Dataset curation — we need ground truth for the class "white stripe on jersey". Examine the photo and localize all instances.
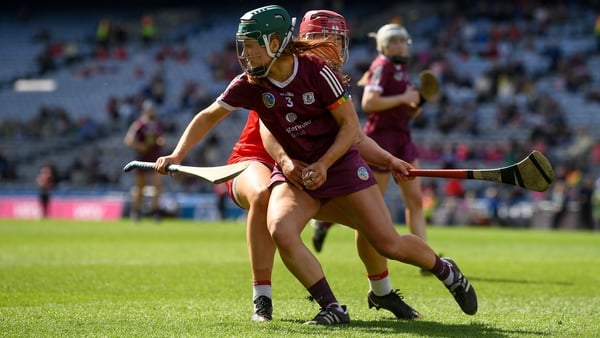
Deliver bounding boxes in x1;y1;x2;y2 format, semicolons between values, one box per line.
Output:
319;66;344;97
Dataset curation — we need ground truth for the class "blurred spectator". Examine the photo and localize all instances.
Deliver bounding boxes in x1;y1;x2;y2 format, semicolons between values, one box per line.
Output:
63;41;81;66
141;13;156;47
36;45;55;75
595;13;600;52
0;148;17;180
442;160;465;200
592;177;600;230
106;96;120;124
550;179;569;229
36;163;56;219
113;20;130;46
96;17;111;48
578;176;594;230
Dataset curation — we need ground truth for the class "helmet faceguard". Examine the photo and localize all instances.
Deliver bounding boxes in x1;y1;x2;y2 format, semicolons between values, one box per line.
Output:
236;5;296;78
299;9;349;64
368;23;411;64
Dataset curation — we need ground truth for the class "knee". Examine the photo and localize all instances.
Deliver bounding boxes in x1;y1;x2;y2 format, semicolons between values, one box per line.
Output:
268;220;296;251
249;186;270;211
371;237;410;262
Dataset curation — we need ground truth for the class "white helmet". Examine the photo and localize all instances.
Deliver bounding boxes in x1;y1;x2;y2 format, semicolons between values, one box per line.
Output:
369;23;411;53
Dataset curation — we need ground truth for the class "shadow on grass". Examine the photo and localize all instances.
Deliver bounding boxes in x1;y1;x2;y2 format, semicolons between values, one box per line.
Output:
469;275;572;286
280;319;550;337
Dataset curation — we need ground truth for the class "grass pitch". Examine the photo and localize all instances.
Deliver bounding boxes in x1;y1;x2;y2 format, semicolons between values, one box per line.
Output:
1;218;599;337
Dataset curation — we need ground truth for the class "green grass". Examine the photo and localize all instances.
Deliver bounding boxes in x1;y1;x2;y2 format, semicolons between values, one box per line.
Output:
1;218;599;337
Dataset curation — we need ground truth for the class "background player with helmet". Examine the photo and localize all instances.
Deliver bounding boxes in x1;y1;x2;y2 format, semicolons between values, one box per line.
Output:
222;9;420;322
357;22;431;274
309;17;435;278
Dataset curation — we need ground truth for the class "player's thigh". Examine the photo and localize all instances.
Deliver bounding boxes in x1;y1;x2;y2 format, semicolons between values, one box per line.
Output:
268;183;319;235
232;162;272;210
328;185;396;240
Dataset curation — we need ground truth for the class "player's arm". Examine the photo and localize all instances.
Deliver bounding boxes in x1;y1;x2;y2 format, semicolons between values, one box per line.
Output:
361;66;421;112
259;120;307;189
155;101;230;174
354;129;413;181
304;97;358;188
361;86;421;112
123;122;147;152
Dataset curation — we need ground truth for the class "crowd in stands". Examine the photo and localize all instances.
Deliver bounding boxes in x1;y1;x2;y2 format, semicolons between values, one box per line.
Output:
1;1;600;228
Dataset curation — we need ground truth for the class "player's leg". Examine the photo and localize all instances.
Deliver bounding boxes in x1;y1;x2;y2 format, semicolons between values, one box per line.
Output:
355;232;422;319
315;203;421;319
268;182;349;324
131;172;146;221
311;219;334;253
398;160;427;241
232;163;276;322
328;185;477;315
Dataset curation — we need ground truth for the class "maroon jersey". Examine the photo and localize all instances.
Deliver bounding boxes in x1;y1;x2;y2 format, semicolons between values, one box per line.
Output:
218;55;346;164
127;118;164;162
362;54;418;165
218;54;376;198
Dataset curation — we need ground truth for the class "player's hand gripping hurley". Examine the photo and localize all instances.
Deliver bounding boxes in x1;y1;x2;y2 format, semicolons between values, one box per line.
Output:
123;160;251;184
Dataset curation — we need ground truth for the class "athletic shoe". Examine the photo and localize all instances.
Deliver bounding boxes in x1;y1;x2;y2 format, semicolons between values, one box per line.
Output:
251;295;273;322
442;258;478;315
312;221;330;253
368;290;422;319
304;305;349;325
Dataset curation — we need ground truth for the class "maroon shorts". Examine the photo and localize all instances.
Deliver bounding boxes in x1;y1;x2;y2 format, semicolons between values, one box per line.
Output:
366;130;418;172
269;147;376;200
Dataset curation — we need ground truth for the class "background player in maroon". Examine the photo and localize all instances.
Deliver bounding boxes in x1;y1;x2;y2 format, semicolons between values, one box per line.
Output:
124;100;165;222
360;23;431;274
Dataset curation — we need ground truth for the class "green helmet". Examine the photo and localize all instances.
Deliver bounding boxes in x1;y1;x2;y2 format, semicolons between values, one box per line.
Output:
237;5;294;47
236;5;296;77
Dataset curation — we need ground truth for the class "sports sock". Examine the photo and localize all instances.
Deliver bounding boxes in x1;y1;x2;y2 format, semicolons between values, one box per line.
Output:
307;277;340;309
252;280;272;300
368;270;392;296
430;256;454;286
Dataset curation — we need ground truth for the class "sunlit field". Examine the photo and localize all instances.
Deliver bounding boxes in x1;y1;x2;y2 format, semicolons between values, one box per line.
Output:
1;219;598;337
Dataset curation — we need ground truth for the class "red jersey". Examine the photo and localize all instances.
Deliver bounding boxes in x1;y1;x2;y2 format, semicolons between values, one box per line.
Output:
226;110;274;166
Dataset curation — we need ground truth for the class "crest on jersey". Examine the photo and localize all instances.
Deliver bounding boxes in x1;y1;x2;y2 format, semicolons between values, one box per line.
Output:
262;93;276;108
285;112;297;123
302;92;315;105
357;166;370;181
394;71;405;82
